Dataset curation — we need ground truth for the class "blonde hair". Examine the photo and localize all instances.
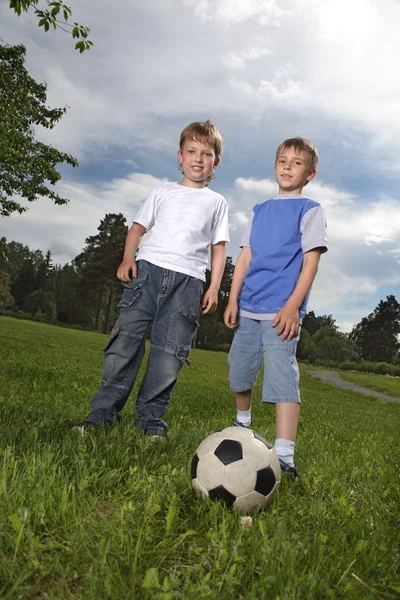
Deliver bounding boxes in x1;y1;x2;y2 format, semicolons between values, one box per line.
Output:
276;137;318;185
179;120;223;184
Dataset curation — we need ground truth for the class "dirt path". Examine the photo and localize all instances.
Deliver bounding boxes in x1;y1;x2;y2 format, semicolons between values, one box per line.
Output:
307;370;400;404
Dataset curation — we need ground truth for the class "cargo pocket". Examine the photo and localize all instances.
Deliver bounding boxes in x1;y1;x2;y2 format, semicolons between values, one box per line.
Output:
119;282;142;309
166;309;198;357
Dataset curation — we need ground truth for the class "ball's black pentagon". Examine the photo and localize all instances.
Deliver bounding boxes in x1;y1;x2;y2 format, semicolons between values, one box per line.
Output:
253;431;273;449
191;453;199;479
208;485;236;508
214;439;243;465
255;466;276;496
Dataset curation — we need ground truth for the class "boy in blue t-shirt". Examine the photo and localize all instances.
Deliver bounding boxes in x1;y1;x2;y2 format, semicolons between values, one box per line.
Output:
224;137;328;478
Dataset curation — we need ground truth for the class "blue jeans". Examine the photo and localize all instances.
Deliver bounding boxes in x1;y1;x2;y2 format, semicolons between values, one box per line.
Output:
87;260;203;433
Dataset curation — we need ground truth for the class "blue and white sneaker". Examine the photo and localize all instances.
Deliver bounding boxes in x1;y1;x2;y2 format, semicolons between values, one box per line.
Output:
278;458;299;480
232;419;252;428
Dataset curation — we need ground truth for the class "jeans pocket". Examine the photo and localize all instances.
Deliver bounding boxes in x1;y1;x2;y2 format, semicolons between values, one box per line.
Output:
166;310;198;354
119;282;142;309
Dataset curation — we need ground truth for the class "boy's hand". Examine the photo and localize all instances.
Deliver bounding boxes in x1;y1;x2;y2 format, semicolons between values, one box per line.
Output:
117;259;137;282
224;301;238;329
272;303;299;340
201;287;218;314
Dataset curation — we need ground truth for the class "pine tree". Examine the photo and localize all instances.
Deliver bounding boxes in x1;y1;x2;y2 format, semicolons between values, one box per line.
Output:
349;295;400;363
76;214;128;332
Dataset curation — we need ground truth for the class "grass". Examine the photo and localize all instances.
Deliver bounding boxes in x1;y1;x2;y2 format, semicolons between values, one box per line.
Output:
334;371;400;399
1;316;399;599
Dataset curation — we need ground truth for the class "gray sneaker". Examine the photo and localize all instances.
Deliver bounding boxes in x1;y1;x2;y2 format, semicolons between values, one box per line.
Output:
232;419;252;428
278;458;299;480
71;421;97;434
145;429;166;442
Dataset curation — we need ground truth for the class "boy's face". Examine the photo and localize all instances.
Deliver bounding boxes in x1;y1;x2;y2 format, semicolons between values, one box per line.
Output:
275;146;316;195
178;138;220;188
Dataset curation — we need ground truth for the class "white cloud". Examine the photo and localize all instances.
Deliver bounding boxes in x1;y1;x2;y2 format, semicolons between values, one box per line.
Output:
0;174;168;265
336;322;355;334
226;177;400;324
222;45;271;70
221;53;246;70
184;0;289;25
235;177;276;194
1;0;400;329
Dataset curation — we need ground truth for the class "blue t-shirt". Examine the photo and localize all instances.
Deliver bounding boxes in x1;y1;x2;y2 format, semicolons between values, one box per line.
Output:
239;195;328;319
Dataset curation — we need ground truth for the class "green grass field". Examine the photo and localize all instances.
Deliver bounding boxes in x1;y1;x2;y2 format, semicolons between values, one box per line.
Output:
1;317;399;599
335;371;400;399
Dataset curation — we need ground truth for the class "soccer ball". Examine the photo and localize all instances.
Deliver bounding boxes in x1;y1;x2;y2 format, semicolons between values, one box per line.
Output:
191;426;281;513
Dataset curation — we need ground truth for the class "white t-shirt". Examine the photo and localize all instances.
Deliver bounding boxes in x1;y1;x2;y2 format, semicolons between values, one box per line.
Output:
134;182;229;281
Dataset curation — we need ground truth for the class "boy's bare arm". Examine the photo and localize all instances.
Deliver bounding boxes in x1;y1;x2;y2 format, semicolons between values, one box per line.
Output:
117;222;147;282
273;248;322;340
201;241;226;315
224;247;252;328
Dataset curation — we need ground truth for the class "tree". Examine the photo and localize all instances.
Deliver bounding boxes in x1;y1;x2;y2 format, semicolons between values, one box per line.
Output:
307;327;359;363
0;43;78;216
349;295;400;363
196;257;235;346
55;263;90;325
35;249;55;291
0;239;44;297
9;1;93;53
302;311;337;337
24;288;56;319
76;214;128;333
0;269;14;308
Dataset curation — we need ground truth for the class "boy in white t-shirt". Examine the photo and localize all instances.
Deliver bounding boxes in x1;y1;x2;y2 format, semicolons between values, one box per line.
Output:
77;121;229;436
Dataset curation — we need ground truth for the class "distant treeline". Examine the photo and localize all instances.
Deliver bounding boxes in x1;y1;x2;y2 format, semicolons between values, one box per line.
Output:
1;214;399;371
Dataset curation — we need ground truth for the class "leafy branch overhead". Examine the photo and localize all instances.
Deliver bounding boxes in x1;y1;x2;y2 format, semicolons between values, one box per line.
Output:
9;0;93;52
0;43;78;216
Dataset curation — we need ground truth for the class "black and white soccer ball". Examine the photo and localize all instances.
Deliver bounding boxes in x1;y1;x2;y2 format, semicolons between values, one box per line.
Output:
191;426;281;513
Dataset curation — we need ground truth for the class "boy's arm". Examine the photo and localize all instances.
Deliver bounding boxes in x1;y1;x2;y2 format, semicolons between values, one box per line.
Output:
224;246;252;328
273;248;322;340
117;222;147;282
201;241;226;315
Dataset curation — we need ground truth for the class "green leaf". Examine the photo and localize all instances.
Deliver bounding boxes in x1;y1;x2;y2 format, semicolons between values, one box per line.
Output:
142;568;159;589
0;42;78;216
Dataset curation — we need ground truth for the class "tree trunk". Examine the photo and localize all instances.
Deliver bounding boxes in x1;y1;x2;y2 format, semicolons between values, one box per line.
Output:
103;284;114;334
94;288;103;330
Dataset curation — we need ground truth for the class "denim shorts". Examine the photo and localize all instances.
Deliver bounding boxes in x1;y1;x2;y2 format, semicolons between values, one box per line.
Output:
228;317;301;403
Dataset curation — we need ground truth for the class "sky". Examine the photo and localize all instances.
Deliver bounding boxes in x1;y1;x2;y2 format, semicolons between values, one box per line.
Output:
1;0;399;332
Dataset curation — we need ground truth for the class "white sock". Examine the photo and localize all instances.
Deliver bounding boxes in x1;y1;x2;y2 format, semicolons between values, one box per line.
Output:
274;438;295;467
236;409;251;427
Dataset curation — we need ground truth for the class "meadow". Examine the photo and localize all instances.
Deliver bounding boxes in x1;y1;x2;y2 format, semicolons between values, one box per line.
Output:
0;317;399;599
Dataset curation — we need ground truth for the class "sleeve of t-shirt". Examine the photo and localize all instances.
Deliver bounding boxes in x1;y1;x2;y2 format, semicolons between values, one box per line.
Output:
301;205;328;254
211;196;230;244
240;211;254;247
132;186;159;231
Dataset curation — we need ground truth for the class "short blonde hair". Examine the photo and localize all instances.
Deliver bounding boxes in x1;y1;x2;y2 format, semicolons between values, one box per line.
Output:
180;120;223;159
276;137;319;172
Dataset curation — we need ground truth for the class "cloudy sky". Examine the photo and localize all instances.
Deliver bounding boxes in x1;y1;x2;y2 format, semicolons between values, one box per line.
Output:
1;0;399;332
